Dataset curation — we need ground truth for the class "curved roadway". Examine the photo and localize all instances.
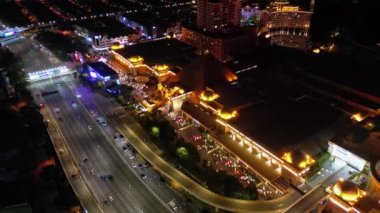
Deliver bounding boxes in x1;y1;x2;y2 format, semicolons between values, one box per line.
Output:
85;86;302;212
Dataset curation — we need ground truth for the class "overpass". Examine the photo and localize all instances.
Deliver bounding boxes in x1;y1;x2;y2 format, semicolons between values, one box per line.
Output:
27;66;75;82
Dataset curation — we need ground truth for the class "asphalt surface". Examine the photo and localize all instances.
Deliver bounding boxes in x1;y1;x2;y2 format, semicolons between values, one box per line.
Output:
285;163;352;213
31;78;173;213
7;36;62;73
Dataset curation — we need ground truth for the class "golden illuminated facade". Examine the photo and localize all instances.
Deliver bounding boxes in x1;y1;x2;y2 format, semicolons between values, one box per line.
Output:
281;150;315;171
322;179;380;213
260;1;312;50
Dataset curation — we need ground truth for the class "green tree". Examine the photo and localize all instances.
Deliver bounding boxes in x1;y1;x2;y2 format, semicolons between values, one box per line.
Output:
176;147;189;160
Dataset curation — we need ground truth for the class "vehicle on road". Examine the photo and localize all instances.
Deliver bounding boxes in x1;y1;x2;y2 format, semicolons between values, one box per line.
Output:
88;125;92;130
120;134;125;141
83;158;88;162
141;174;146;179
58;117;63;121
108;195;114;202
122;146;127;151
107;174;113;180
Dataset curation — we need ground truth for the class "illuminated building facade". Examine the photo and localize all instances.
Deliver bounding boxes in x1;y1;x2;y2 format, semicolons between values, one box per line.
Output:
74;18;140;51
181;26;256;62
87;62;119;89
0;27;23;46
322;179;380;213
260;1;312;50
197;0;242;31
240;5;261;26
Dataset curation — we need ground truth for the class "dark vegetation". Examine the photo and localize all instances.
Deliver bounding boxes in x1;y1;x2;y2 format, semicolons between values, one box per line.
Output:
0;48;80;212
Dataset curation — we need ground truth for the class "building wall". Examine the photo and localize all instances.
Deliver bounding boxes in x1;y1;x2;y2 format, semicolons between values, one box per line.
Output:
181;27;256;62
260;3;312;50
181;27;224;61
197;0;242;31
369;162;380;200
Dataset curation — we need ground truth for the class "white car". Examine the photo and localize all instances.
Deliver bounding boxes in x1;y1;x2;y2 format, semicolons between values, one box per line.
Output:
88;125;92;130
108;195;114;202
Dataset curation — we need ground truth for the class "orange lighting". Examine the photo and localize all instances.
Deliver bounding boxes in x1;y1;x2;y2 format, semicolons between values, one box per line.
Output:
282;152;293;164
351;113;365;122
199;91;219;102
298;155;315;169
312;48;320;54
281;151;315;169
129;56;143;63
217;109;238;120
111;44;124;50
154;64;169;71
333;180;361;204
225;72;238;82
279;6;299;12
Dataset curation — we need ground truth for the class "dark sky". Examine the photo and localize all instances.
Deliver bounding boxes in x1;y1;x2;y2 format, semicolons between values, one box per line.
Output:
310;0;380;45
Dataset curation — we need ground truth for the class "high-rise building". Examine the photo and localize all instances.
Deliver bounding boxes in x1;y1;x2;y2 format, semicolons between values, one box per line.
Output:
197;0;242;31
260;1;312;50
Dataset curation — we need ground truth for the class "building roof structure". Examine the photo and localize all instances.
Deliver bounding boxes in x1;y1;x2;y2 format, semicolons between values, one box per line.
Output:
114;38;196;67
76;17;136;37
330;116;380;163
88;62;118;77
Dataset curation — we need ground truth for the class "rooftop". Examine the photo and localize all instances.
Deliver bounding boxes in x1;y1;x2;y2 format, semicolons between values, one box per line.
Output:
331;116;380;163
76;17;136;38
181;64;345;155
123;12;171;29
114;38;196;67
229;94;342;154
177;53;237;93
88;62;118;77
183;25;256;40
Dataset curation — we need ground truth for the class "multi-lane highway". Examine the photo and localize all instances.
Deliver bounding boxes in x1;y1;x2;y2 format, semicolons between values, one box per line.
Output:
31;77;178;213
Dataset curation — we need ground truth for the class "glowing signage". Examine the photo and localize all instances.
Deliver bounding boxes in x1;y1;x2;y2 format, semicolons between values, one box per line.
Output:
4;31;15;37
90;71;97;78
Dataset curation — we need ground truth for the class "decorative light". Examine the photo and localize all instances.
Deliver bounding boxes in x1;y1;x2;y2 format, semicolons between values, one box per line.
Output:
199;91;219;102
217;109;238;120
129;56;143;63
351;113;365;122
